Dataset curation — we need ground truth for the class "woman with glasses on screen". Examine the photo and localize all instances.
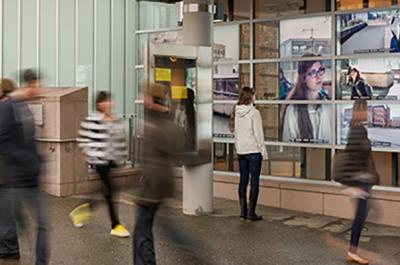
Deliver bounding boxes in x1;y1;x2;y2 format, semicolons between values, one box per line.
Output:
282;53;332;144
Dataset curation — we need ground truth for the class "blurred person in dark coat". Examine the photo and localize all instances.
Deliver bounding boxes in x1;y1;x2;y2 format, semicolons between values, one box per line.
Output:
333;99;378;265
0;78;20;260
132;83;209;265
0;70;49;265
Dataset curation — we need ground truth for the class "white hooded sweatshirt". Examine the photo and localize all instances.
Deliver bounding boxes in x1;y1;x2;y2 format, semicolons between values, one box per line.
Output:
234;104;268;159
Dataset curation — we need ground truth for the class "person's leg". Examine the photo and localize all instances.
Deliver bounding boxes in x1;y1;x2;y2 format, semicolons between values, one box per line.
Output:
248;154;262;221
96;164;119;229
0;187;19;258
238;155;250;219
133;204;158;265
20;187;49;265
350;198;368;252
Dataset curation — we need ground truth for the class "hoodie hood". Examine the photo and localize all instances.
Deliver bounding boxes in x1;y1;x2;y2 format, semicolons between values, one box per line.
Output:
235;104;255;118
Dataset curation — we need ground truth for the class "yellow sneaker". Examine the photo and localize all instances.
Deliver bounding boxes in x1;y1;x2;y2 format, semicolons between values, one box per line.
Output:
69;203;92;228
110;224;130;238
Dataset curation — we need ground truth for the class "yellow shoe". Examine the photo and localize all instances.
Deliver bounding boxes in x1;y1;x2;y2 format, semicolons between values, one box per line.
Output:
69;203;92;228
110;224;130;238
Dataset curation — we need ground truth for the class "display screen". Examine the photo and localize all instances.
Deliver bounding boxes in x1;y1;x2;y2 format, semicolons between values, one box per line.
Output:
213;103;235;138
338;103;400;148
337;9;400;55
336;58;400;100
280;16;332;58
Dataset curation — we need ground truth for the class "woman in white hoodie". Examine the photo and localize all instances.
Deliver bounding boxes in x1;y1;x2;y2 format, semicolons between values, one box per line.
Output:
232;87;268;221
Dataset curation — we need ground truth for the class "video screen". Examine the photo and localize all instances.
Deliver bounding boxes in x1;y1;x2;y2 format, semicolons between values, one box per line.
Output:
280;103;333;144
213;64;249;100
280;16;332;58
337;9;400;55
338;103;400;148
337;58;400;100
213;103;235;138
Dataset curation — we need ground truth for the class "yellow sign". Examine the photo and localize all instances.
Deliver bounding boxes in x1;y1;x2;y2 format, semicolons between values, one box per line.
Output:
155;68;171;82
171;86;188;100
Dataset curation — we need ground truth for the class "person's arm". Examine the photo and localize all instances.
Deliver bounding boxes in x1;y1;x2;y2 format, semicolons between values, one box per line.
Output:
253;110;268;159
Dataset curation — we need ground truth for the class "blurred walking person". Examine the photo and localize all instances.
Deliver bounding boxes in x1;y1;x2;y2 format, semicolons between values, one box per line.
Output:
333;99;378;265
69;91;130;238
230;87;268;221
0;78;20;260
133;83;209;265
0;70;49;265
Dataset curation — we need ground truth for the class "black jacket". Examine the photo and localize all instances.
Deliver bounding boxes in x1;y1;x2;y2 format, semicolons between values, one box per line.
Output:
350;79;372;100
333;125;378;187
0;99;41;188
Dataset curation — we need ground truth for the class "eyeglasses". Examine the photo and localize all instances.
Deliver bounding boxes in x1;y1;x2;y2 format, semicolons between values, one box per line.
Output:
306;67;325;78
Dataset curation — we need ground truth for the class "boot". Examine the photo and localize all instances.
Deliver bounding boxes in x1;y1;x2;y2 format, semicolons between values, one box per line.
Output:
248;198;262;221
239;198;247;220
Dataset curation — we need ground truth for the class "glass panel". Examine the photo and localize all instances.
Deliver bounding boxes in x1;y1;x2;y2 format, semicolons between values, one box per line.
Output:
59;0;75;86
254;21;279;60
112;0;126;115
214;64;250;100
336;0;397;10
255;0;331;19
255;60;333;100
337;9;400;55
214;24;250;62
256;105;280;142
214;0;250;22
336;58;400;100
77;0;94;111
213;103;235;138
96;0;111;94
138;1;181;30
280;16;332;58
3;0;19;83
21;0;37;72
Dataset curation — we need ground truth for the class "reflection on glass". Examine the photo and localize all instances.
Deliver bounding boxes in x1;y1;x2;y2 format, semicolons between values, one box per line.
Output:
138;1;181;30
337;9;400;55
256;105;280;142
337;103;400;149
255;0;330;19
336;58;400;100
213;64;250;100
255;63;279;100
336;0;396;10
280;16;332;58
214;0;250;22
255;21;279;59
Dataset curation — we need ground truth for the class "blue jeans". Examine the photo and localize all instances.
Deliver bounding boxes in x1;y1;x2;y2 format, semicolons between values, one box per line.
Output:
4;187;49;265
238;153;262;216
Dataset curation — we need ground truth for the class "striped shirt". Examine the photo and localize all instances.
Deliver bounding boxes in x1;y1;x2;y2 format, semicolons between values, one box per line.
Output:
77;113;127;165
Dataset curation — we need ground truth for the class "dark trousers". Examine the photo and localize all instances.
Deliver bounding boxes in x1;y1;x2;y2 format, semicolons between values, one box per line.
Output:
238;153;262;216
96;164;119;229
133;204;206;265
0;186;19;255
133;204;158;265
350;197;368;249
2;187;48;265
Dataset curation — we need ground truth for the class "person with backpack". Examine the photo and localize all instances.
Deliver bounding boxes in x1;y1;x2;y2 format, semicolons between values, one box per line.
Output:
69;91;130;238
348;67;373;100
333;99;378;265
230;87;268;221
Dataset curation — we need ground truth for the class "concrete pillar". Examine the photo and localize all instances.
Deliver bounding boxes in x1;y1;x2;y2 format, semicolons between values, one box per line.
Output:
182;0;214;215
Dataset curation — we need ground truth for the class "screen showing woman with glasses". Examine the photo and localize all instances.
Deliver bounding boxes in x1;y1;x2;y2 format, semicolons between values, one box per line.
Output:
281;55;333;144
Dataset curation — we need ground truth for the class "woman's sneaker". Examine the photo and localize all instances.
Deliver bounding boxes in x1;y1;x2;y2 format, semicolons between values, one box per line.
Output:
69;203;92;228
111;224;130;238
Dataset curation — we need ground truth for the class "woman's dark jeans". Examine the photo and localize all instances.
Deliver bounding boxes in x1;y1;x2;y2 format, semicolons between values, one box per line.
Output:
350;197;368;250
238;153;262;217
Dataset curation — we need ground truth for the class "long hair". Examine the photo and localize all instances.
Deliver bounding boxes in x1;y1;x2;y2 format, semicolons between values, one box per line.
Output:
351;99;368;128
291;53;321;140
237;86;254;106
